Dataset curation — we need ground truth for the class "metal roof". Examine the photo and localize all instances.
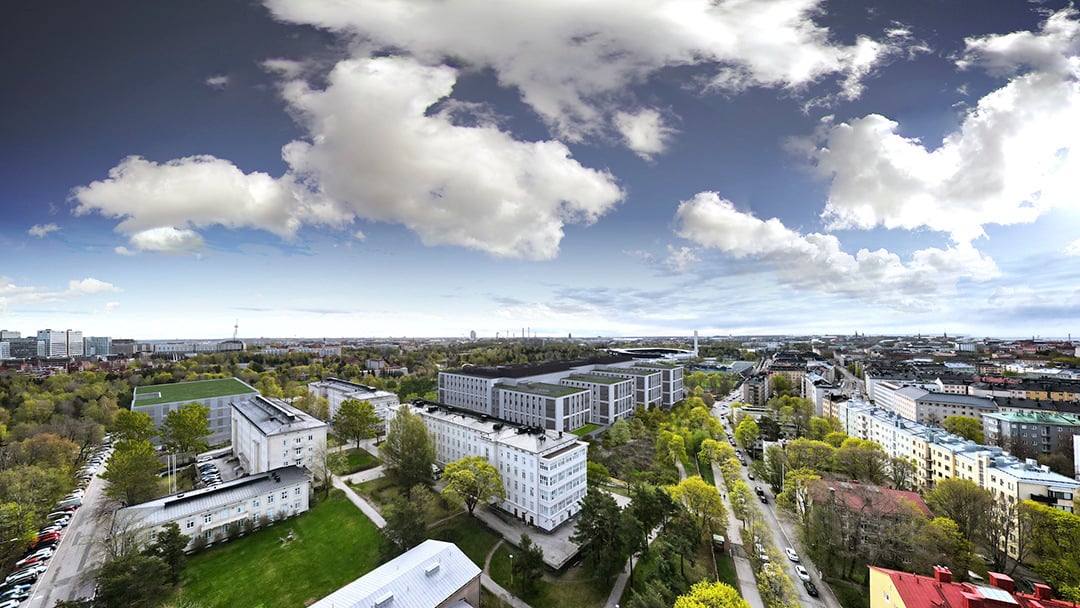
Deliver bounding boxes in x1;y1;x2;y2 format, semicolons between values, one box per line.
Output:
309;539;480;608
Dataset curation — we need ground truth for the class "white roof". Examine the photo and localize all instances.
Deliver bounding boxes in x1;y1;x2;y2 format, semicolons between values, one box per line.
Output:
309;539;479;608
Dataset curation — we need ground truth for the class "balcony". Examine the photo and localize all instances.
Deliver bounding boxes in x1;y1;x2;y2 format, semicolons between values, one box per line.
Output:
1028;493;1056;505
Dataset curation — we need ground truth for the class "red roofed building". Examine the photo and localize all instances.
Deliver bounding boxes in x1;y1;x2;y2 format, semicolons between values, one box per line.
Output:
870;565;1075;608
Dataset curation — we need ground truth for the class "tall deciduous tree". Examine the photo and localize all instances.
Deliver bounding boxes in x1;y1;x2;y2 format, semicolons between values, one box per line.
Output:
674;581;750;608
380;495;428;560
160;403;211;456
513;533;545;593
101;440;161;505
669;476;727;540
332;399;381;448
379;408;436;497
143;522;190;584
942;415;984;442
441;456;504;515
925;478;993;543
113;409;157;443
734;418;760;455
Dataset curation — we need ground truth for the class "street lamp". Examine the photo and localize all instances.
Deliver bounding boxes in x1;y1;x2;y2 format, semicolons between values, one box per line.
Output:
509;554;514;588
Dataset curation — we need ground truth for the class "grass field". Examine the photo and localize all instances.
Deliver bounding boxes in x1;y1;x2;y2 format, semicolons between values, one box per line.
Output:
428;514;501;565
133;377;256;406
490;543;609;608
176;490;381;608
350;476;460;522
697;456;716;485
332;447;379;475
570;424;600;436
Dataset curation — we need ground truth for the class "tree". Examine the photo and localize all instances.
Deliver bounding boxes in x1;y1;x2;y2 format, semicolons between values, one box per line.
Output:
822;431;848;447
380;495;428;559
807;416;840;441
587;461;611;487
113;409;157;443
440;456;505;516
101;440;161;505
734;418;759;455
160;402;211;456
311;439;345;497
833;438;887;483
570;488;627;580
1026;500;1080;601
668;476;727;540
513;533;545;593
143;522;190;584
783;438;834;472
95;552;172;608
943;415;984;442
770;374;793;398
925;478;993;543
698;438;735;465
674;581;750;608
888;456;918;491
607;418;632;446
757;561;799;608
332;399;381;448
379;407;436;497
656;430;688;467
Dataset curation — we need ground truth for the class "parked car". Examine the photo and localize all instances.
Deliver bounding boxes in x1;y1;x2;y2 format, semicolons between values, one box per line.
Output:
15;552;50;569
33;532;61;544
56;497;82;509
47;511;72;522
4;565;46;585
785;547;799;562
747;472;755;480
755;486;766;497
795;565;811;581
759;495;768;504
0;598;24;608
38;525;63;535
804;581;819;597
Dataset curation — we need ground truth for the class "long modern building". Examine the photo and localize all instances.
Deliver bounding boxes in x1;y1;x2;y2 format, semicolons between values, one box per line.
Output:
306;377;400;421
560;373;634;425
36;329;83;358
495;382;590;432
132;377;259;446
231;395;328;475
404;401;588;532
436;357;684;429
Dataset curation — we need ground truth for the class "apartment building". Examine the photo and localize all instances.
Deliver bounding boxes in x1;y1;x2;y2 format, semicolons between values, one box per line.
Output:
890;387;996;424
231;395;328;475
405;402;588;531
982;411;1080;457
560;373;634;425
132;377;259;446
628;361;686;407
306;377;400;421
870;566;1075;608
496;382;590;432
591;366;663;408
117;466;310;549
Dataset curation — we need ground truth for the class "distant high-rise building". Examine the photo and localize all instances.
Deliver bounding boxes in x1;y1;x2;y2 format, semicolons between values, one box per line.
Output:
84;336;112;356
5;337;37;359
470;330;476;341
0;330;21;340
36;329;84;358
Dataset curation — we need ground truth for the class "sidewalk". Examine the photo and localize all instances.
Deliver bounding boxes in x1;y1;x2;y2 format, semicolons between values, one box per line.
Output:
713;460;766;608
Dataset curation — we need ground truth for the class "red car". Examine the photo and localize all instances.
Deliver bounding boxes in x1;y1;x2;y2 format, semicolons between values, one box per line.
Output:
33;532;61;544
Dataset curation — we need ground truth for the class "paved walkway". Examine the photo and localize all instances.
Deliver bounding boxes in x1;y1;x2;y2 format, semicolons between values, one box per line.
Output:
332;474;385;527
713;460;766;608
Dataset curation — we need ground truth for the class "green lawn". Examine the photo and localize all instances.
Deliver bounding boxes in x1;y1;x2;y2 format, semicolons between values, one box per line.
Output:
133;377;256;406
428;514;501;565
570;424;600;436
350;477;460;523
697;456;716;486
490;544;608;608
332;447;379;475
176;490;381;608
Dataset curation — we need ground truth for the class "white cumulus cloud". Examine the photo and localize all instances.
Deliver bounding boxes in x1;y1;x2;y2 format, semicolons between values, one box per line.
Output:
614;109;677;160
28;223;60;238
1066;239;1080;256
127;227;207;254
262;0;901;141
205;74;230;89
801;7;1080;244
673;192;999;309
0;276;121;310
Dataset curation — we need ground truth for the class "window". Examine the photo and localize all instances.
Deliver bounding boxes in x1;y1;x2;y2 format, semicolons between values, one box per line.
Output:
295;448;302;456
253;498;260;508
295;487;301;496
296;437;302;444
268;494;274;504
282;491;289;500
204;514;213;524
308;435;313;441
186;520;194;529
283;439;288;446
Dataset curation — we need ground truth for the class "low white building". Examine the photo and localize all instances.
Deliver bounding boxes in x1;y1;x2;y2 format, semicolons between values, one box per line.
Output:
231;395;328;475
310;539;480;608
117;466;311;549
307;377;400;421
405;402;588;531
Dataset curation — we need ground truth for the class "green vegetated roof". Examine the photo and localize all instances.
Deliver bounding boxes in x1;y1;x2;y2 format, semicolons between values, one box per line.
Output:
498;382;585;398
133;377;257;406
564;374;623;385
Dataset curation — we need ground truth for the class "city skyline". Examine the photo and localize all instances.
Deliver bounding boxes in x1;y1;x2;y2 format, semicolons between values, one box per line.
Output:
3;1;1079;340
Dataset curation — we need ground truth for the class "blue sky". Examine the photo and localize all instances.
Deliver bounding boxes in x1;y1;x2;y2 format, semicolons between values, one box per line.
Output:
3;0;1079;340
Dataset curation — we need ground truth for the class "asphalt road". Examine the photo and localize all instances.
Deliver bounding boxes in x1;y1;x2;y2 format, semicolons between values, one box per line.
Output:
714;392;840;608
24;454;113;608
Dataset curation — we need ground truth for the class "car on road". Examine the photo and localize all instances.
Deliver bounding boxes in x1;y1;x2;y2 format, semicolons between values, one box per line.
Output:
747;472;754;480
759;495;768;504
804;581;819;597
785;547;799;562
0;598;24;608
0;587;30;602
795;565;811;581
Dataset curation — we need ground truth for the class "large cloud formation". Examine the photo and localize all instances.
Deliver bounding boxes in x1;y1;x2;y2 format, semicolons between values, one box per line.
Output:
73;57;623;260
263;0;896;141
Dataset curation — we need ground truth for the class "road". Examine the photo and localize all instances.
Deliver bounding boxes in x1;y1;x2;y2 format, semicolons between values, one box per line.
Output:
713;392;841;608
25;454;113;608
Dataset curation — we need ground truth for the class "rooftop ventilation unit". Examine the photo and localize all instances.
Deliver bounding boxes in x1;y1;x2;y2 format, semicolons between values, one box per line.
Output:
374;591;394;607
425;562;440;576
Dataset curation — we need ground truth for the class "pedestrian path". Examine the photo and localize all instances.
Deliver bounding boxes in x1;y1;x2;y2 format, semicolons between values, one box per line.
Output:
713;460;766;608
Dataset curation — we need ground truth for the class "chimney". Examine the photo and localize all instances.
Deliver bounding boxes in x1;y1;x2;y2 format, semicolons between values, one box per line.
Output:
933;566;952;584
961;592;983;608
1034;584;1053;600
988;573;1014;593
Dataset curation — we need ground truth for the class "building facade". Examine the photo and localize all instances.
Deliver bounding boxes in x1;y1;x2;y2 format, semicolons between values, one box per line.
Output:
496;382;590;432
36;329;83;358
231;395;328;475
117;466;311;549
560;373;634;425
306;377;400;421
591;366;662;408
982;411;1080;457
406;402;588;531
132;377;259;446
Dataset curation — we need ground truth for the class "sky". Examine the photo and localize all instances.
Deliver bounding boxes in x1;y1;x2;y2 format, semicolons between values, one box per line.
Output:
2;0;1080;341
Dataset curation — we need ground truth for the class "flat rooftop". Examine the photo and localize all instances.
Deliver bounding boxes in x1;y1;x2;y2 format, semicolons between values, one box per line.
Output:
133;377;257;406
563;374;626;385
497;382;586;398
